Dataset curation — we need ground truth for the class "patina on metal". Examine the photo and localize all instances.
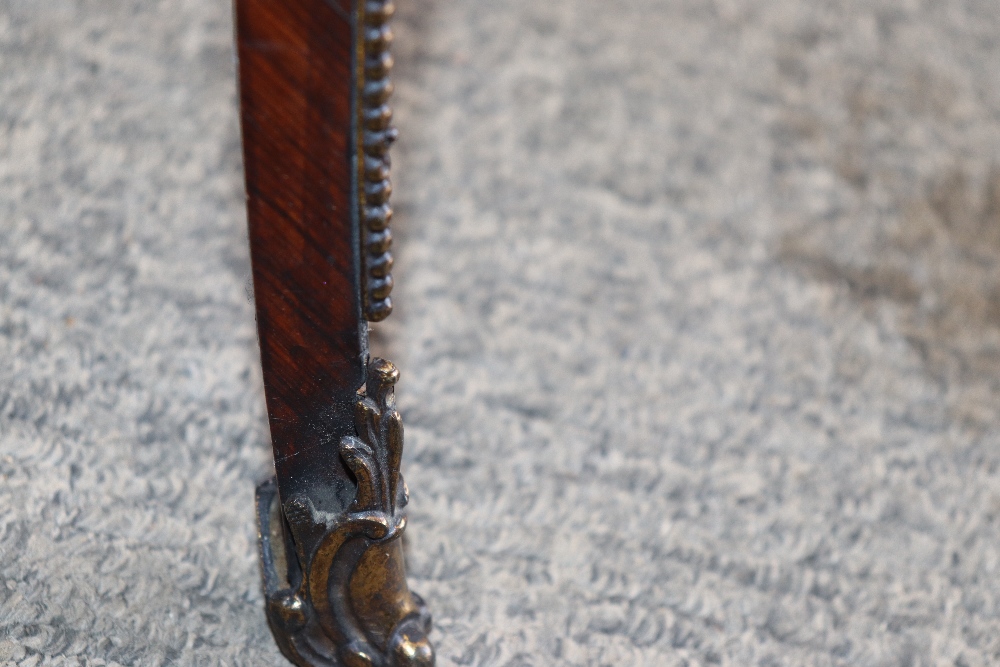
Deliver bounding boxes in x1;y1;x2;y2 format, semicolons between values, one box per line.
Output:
357;0;397;322
256;359;432;666
235;0;432;664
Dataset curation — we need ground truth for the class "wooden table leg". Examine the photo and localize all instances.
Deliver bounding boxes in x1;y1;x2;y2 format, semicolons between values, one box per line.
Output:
235;1;433;664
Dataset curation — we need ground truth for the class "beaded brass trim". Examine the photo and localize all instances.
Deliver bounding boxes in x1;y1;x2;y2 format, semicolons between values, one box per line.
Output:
358;0;397;322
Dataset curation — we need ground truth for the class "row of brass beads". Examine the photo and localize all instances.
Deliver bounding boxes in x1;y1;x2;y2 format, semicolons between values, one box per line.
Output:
360;0;397;322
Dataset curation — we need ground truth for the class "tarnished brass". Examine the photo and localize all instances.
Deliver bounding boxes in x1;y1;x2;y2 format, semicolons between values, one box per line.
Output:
358;0;398;323
256;359;433;667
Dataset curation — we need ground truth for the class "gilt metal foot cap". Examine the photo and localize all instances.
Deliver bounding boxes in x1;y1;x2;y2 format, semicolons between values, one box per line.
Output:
256;360;434;667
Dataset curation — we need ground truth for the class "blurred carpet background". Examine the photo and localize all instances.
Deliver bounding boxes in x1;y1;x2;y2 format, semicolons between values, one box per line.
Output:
1;0;1000;664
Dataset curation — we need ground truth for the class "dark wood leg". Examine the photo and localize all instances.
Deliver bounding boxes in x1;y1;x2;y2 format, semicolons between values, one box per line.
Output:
235;1;432;664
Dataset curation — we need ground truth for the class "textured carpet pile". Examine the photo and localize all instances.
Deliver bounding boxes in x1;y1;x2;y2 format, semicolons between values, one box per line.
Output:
2;0;1000;665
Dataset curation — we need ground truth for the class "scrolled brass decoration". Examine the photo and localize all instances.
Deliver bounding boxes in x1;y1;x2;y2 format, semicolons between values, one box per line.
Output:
359;0;398;322
256;358;434;667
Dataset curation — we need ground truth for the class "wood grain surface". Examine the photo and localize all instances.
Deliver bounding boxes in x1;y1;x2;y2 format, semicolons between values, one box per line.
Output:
236;0;364;523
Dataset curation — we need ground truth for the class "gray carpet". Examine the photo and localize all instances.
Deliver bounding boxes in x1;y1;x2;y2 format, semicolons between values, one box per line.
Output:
2;0;1000;664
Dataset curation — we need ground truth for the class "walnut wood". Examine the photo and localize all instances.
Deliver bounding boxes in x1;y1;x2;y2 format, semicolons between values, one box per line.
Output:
236;0;365;527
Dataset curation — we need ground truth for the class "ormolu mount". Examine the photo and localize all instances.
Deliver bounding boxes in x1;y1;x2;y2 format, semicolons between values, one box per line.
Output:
234;1;433;664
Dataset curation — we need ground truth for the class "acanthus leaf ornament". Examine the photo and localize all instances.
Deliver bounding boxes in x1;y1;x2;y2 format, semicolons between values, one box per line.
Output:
257;359;433;667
